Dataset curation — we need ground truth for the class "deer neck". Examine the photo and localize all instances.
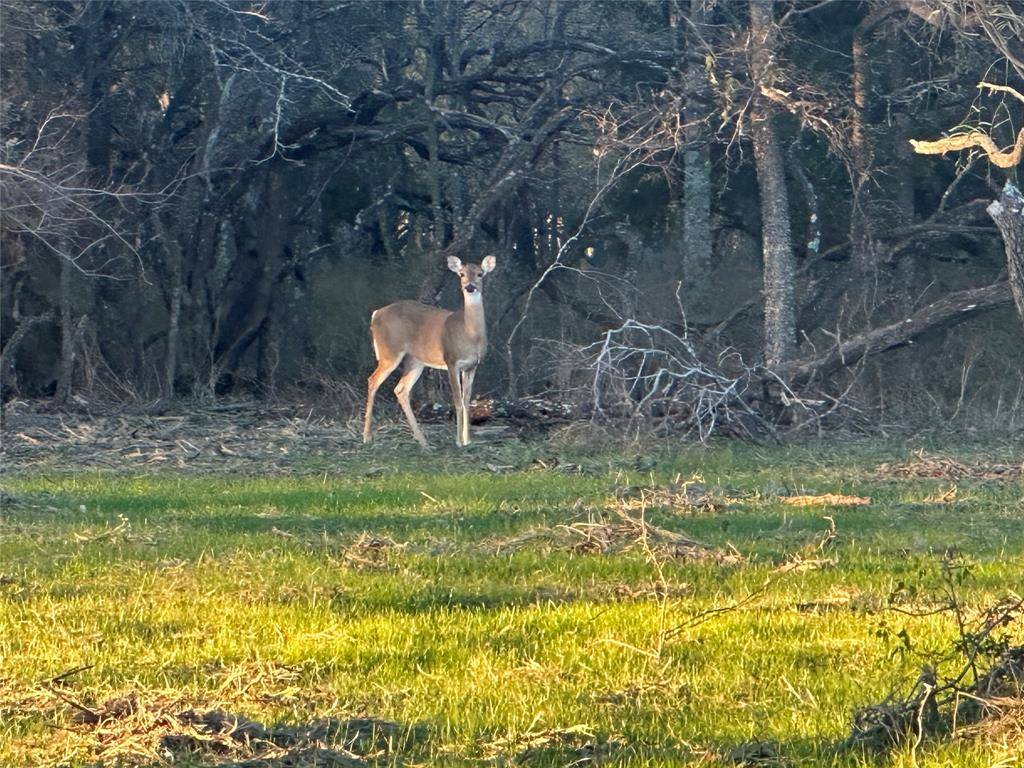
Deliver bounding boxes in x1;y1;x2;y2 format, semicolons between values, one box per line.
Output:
460;291;486;343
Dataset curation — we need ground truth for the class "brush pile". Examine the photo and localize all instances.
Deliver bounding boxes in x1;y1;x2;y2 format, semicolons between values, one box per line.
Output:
845;596;1024;754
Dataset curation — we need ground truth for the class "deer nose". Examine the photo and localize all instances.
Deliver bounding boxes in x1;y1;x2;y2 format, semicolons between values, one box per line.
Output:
465;283;478;293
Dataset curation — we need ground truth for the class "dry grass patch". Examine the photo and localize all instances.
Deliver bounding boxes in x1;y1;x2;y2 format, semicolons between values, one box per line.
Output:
877;450;1023;481
613;474;753;515
489;505;744;564
779;494;870;507
5;685;412;768
481;723;628;765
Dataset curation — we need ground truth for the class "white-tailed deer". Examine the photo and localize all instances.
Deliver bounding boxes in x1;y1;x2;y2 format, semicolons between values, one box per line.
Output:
363;255;496;447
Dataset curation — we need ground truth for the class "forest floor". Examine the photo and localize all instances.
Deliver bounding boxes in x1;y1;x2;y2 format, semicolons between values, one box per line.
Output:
1;405;1022;767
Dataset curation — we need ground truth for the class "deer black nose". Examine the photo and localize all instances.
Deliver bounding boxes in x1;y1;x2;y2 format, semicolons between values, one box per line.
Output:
465;283;477;293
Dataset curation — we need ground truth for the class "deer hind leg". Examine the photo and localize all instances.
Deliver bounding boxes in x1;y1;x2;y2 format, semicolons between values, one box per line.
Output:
394;360;427;447
460;367;476;446
447;366;465;446
363;352;403;444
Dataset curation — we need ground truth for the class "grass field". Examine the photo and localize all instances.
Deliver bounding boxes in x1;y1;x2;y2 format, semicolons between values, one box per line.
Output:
1;435;1022;767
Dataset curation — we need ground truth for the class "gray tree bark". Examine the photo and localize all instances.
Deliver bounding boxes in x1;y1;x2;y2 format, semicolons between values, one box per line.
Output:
749;0;797;368
154;211;184;400
987;181;1024;325
56;250;74;403
848;5;903;295
681;0;713;318
421;4;446;249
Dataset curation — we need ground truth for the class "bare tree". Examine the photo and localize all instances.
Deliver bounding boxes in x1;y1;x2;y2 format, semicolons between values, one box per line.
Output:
748;0;797;368
676;0;715;318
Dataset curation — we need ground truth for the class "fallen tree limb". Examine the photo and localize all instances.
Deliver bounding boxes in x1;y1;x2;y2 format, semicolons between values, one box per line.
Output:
778;281;1013;385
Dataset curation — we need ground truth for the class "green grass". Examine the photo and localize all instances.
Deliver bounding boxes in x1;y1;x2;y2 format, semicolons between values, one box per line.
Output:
1;439;1022;766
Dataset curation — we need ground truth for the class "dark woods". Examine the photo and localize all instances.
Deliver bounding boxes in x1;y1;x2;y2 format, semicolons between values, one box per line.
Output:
1;0;1022;426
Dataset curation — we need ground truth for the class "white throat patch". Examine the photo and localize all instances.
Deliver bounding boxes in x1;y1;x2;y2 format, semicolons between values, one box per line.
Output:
464;291;483;305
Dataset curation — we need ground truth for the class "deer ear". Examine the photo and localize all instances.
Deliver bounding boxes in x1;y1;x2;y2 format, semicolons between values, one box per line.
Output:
447;256;463;273
480;255;496;274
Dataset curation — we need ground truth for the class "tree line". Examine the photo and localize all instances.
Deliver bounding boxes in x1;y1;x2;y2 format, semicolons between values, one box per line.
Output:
1;0;1021;421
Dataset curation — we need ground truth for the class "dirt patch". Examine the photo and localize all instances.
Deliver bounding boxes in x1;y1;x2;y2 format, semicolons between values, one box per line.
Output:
877;450;1023;481
2;659;418;768
0;399;538;473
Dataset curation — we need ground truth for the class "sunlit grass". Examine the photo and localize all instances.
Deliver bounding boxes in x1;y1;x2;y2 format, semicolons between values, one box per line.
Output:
1;440;1022;766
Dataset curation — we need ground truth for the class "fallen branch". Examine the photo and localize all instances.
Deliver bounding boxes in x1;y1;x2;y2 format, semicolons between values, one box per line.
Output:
778;281;1013;386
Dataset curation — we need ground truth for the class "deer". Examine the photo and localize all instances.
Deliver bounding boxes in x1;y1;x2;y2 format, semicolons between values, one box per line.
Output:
363;255;496;448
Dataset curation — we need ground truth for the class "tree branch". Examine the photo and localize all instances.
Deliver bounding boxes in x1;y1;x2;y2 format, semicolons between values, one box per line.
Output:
779;282;1013;385
910;129;1024;169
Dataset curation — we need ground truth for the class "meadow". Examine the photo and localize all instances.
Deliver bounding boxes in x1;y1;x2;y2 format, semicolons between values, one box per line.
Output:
1;433;1022;767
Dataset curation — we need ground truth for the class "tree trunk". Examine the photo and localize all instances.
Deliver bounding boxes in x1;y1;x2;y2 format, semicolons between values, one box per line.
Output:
164;253;183;399
422;5;445;249
848;5;902;297
152;210;184;399
57;251;74;403
749;0;797;368
849;20;876;284
987;181;1024;324
681;0;713;318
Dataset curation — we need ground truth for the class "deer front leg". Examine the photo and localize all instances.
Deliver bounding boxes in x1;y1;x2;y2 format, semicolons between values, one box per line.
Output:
447;366;465;446
460;366;476;446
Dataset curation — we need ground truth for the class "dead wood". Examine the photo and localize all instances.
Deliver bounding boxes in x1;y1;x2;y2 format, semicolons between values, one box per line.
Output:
844;595;1024;753
910;128;1024;169
778;281;1013;386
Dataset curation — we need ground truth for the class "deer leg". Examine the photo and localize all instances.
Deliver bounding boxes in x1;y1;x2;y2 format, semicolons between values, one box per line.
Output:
394;361;427;447
460;367;476;446
447;365;464;446
363;353;403;443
